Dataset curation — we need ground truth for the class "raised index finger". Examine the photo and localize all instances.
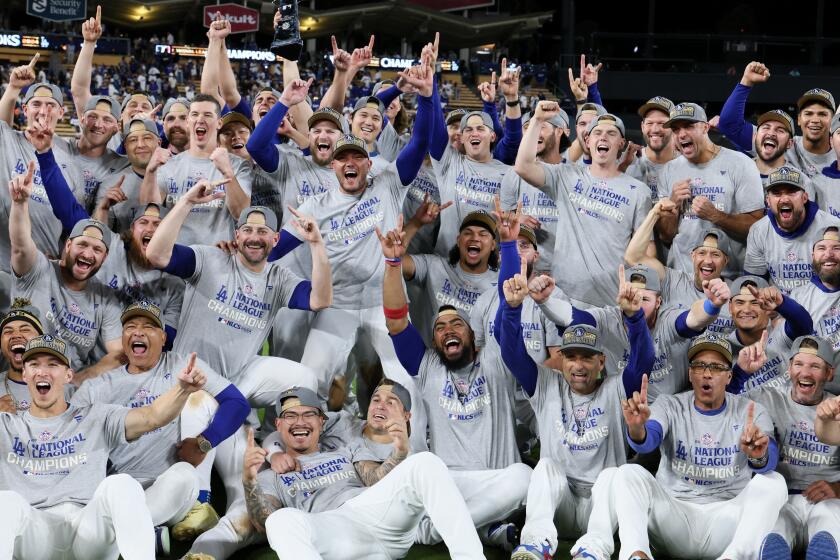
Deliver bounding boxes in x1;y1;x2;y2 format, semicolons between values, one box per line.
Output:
432;32;439;52
759;329;768;349
95;4;101;25
247;427;256;448
640;373;648;402
746;400;754;427
367;35;375;50
580;54;585;75
618;263;626;288
24;160;35;184
28;52;40;68
331;35;338;53
520;255;527;278
186;351;197;373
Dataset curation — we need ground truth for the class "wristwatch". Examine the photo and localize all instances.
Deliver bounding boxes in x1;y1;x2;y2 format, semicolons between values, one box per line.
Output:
505;99;520;107
196;434;213;453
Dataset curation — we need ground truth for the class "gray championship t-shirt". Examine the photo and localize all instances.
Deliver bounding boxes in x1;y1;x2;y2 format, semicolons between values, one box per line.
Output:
71;352;230;486
658;148;764;279
650;391;774;503
811;167;840;219
727;325;793;393
376;122;409;163
0;402;129;508
157;152;253;246
785;136;836;178
63;141;130;213
97;169;143;234
789;280;840;353
662;268;734;335
626;150;673;204
12;252;123;369
0;371;74;413
172;246;303;383
402;162;439;255
500;172;562;273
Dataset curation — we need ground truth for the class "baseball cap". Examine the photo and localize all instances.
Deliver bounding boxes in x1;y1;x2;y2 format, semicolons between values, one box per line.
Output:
352;96;385;115
22;334;70;367
585;113;626;137
523;109;570;130
693;229;731;257
120;300;163;329
373;378;412;412
372;80;397;97
69;218;112;249
220;111;254;132
664;103;708;128
332;134;369;158
162;97;189;120
560;324;603;354
131;202;168;225
797;88;836;112
519;225;537;249
0;299;44;335
22;83;63;106
730;275;769;298
814;226;840;248
446;109;467;126
637;96;674;118
84;95;121;120
763;166;810;196
257;87;282;101
574;102;607;124
275;387;325;417
832;113;840;135
459;111;495;132
790;334;835;366
625;264;661;293
757;110;795;137
687;332;733;365
433;306;471;330
459;211;497;235
237;206;278;232
308;107;343;130
121;92;156;113
123;118;160;139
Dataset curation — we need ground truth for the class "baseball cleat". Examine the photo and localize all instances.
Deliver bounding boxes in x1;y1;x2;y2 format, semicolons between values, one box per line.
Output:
511;540;553;560
807;531;839;560
485;521;519;552
154;525;170;556
184;554;216;560
571;546;600;560
760;533;792;560
171;501;220;541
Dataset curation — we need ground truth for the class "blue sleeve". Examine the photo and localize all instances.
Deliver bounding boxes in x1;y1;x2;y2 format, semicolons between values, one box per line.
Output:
115;142;126;156
675;310;705;338
35;149;90;232
396;93;432;186
587;82;603;106
498;241;519;299
163;325;176;351
483;100;504;141
200;384;250;448
623;309;654;396
498;299;538;396
157;121;167;149
161;244;196;278
267;230;304;262
375;84;402;110
571;307;596;327
493;114;523;165
389;322;426;377
778;295;814;340
246;101;290;173
288;281;312;311
717;84;755;152
750;437;779;474
228;96;253;120
727;364;751;394
429;76;449;161
627;419;663;454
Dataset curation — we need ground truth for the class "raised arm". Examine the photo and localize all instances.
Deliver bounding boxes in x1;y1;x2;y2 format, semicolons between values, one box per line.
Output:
200;14;228;108
242;428;281;533
284;59;313;133
394;55;434;186
493;58;522;165
717;62;770;152
514;100;561;188
616;264;655;395
354;418;409;486
285;206;332;310
70;6;101;119
34;142;90;231
624;200;675;281
748;285;814;340
8;162;39;277
477;73;504;140
499;255;539;396
816;396;840;445
0;56;38;125
685;278;732;331
209;148;249;219
320;35;373;111
138;147;171;205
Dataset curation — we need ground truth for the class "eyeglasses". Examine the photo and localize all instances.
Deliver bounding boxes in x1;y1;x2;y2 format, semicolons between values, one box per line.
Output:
688;361;730;374
280;411;320;422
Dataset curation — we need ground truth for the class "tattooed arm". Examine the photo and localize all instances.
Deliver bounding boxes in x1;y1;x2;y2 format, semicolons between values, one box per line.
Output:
354;419;410;486
243;478;283;533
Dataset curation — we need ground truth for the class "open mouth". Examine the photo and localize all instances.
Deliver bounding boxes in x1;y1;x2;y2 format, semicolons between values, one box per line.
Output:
679;140;693;151
289;428;311;443
570;372;589;382
141;234;152;249
195;126;208;141
700;383;713;394
778;203;793;221
595;143;609;154
130;340;148;356
698;264;715;278
259;108;269;118
244;241;265;251
232;142;245;150
360;125;373;135
316;142;331;156
35;381;51;396
372;413;386;421
443;336;462;355
466;243;481;258
821;260;839;271
469;138;481;147
797;379;816;392
344;169;358;179
75;256;95;273
10;342;25;356
761;138;778;151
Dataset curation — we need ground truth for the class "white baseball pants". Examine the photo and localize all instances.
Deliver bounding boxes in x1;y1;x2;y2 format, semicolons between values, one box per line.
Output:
774;494;840;553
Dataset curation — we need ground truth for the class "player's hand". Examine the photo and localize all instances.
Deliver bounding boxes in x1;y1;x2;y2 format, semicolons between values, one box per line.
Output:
176;437;209;467
708;115;720;129
280;77;314;107
82;5;102;43
498;58;520;102
375;215;407;260
621;374;651;429
579;54;603;86
503;256;530;308
207;13;231;41
534;100;560;123
740;401;770;460
270;451;302;474
741;61;770;87
243;427;268;483
651;199;678;220
330;35;352;74
737;330;768;374
747;284;784;312
528;274;555;304
616;264;642;317
477;74;497;103
146;147;171;173
521;214;541;231
816;395;840;423
493;195;521;243
9;54;39;90
386;419;410;456
410;193;452;227
96;176;127;212
134;103;163;123
702;278;731;308
669;179;692;205
27;116;54;154
287;206;322;244
209;147;235;178
177;352;207;393
567;67;587;101
397;54;434;98
9;161;35;204
618;141;641;173
215;239;238;255
691;195;719;221
0;394;17;414
350;35;375;70
183;179;226;207
802;480;840;504
420;32;440;68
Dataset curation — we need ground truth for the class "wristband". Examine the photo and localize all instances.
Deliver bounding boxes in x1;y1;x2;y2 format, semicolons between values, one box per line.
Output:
747;450;768;468
384;257;401;267
384;305;409;319
505;100;520;107
703;300;721;316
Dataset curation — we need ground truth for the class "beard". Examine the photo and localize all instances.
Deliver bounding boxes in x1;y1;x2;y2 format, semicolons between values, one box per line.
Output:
815;258;840;286
433;344;475;370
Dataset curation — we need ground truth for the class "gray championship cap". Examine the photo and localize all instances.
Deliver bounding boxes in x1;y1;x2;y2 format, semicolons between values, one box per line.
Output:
275;387;325;417
459;211;497;235
162;97;190;120
84;95;121;120
764;166;813;198
352;96;385;115
585;113;626;137
559;324;604;354
22;83;63;106
373;378;412;411
625;264;661;293
237;206;278;232
130;202;168;225
664;102;708;128
790;334;835;366
815;226;840;248
433;306;472;331
120;300;163;329
332;134;369;158
730;275;769;298
69;218;112;249
574;102;607;124
22;334;70;367
257;87;283;101
693;228;732;257
0;298;45;335
220;111;254;132
637;96;675;118
757;109;795;137
687;332;733;365
459;111;494;132
123;118;160;139
308;107;344;130
519;225;537;249
797;88;836;112
445;108;467;126
120;92;156;113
